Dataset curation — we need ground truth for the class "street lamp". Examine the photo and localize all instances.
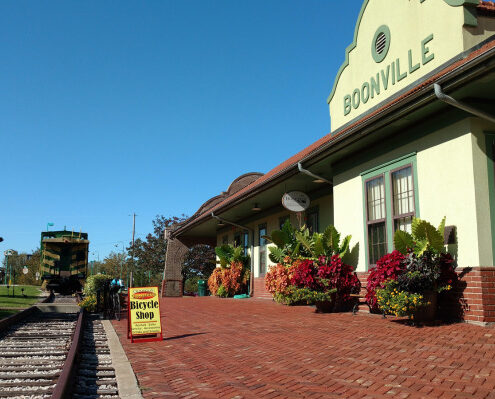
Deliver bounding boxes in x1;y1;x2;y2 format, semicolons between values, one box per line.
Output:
114;242;126;279
91;251;99;274
46;222;54;231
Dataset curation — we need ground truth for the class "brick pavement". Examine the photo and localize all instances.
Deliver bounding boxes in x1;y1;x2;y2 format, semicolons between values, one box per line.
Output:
111;297;495;399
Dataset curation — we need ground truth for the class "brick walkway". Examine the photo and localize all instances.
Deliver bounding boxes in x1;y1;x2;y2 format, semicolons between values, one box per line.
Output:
111;297;495;399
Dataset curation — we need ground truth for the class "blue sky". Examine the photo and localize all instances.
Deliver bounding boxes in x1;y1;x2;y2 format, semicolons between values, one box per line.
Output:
0;1;362;263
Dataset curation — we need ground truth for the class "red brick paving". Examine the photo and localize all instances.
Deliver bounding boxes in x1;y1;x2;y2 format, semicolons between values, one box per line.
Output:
112;297;495;399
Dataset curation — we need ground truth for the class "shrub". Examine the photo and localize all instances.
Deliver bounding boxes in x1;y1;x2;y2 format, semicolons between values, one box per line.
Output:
207;261;249;297
366;250;406;312
316;255;360;304
376;279;426;317
265;264;291;295
207;268;223;296
78;294;97;312
83;274;110;296
290;259;319;290
216;284;229;298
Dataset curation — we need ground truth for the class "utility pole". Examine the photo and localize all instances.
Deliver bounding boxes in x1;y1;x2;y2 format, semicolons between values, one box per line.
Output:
130;213;137;288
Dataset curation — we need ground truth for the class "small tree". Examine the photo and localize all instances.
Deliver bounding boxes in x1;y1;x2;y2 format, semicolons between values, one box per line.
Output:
182;245;216;293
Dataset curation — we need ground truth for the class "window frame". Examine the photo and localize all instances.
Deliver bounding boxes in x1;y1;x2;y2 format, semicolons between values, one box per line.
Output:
361;153;419;269
389;163;416;235
305;206;319;234
364;173;388;266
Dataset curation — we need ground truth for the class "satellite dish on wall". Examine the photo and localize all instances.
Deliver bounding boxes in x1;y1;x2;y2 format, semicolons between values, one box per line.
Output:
282;191;310;212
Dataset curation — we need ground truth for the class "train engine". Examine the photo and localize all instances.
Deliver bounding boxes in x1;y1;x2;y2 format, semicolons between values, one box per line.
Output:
40;230;89;294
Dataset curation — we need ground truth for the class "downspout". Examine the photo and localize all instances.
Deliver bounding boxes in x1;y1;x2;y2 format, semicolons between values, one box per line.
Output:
211;212;255;297
297;162;333;186
434;83;495;124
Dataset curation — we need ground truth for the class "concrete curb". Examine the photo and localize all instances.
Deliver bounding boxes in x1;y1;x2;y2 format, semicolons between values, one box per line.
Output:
102;319;143;399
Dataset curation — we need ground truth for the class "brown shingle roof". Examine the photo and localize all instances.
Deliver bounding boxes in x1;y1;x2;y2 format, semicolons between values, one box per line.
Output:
479;1;495;15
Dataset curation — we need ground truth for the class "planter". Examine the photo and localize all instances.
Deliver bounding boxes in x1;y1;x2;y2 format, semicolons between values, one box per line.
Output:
414;291;437;322
315;300;334;313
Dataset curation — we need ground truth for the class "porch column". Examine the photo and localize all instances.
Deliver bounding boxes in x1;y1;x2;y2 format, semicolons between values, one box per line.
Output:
161;237;189;297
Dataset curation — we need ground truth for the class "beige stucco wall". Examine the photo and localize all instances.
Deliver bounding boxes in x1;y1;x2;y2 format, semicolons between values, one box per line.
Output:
215;194;334;278
334;118;490;272
329;0;466;131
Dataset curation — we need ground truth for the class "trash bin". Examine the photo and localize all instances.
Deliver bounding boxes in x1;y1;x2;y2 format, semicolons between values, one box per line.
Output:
198;280;207;296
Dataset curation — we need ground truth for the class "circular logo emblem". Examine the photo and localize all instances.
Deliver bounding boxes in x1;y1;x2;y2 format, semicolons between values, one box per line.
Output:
372;25;391;63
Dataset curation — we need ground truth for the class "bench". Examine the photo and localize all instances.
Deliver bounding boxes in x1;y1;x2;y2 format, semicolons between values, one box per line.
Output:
350;285;370;315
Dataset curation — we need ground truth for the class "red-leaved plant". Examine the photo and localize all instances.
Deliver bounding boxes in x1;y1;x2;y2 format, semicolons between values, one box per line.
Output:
317;255;361;303
366;250;406;312
265;264;292;295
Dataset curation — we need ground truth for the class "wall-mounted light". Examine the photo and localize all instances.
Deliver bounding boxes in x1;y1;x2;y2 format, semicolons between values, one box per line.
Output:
251;203;262;211
217;221;226;227
312;178;326;184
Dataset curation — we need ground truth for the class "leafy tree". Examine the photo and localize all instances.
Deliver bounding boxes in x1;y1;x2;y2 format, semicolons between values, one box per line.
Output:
96;251;131;278
128;214;187;286
182;244;216;292
2;250;42;286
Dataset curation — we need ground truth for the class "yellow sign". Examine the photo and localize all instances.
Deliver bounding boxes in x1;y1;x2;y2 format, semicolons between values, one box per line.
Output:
128;286;162;336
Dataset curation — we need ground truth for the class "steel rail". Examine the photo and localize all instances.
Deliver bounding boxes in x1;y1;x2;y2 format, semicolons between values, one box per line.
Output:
51;308;85;399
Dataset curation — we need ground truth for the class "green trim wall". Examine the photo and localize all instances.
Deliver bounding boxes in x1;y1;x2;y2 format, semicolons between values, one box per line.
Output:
484;132;495;265
361;153;420;268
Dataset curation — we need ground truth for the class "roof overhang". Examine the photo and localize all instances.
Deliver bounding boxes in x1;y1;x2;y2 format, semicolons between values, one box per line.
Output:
173;35;495;242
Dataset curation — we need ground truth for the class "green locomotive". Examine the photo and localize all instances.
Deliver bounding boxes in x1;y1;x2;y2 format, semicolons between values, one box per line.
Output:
40;230;89;293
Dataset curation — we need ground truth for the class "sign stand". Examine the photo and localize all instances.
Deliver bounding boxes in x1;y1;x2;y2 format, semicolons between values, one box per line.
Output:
127;286;163;343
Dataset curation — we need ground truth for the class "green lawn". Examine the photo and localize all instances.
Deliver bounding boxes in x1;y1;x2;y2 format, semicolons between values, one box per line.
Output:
0;285;43;308
0;309;19;319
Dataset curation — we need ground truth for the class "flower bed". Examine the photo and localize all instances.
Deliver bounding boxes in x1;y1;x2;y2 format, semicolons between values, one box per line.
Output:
264;222;359;311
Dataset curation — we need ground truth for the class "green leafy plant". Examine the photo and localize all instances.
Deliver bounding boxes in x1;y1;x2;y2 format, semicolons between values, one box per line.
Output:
78;294;97;312
394;217;446;256
376;280;427;317
216;284;229;298
83;274;110;296
215;244;250;268
274;286;337;306
263;220;352;262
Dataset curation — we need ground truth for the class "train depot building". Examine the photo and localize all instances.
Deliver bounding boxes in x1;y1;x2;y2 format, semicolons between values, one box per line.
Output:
162;0;495;325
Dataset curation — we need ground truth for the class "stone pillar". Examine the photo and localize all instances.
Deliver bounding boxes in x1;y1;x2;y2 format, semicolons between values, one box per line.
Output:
161;237;189;297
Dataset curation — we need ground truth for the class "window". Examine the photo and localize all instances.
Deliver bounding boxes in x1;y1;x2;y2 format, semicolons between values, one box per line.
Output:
366;176;387;265
234;233;241;248
242;231;249;256
279;215;290;230
258;224;267;276
391;167;415;234
234;231;250;255
306;207;319;233
362;155;418;267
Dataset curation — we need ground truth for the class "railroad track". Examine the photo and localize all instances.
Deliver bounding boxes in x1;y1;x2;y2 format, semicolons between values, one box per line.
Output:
72;316;119;399
0;294;120;399
0;312;77;398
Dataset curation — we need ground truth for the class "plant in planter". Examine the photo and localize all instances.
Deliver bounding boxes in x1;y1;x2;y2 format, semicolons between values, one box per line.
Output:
264;223;360;312
366;250;406;312
376;279;426;317
263;221;352;263
207;244;250;297
373;217;457;321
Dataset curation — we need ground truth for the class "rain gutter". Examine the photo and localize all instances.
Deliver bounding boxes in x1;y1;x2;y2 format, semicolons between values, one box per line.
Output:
297;162;333;186
434;83;495;124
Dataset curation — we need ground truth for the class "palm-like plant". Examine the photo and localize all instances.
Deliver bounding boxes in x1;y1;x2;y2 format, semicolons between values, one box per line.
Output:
394;217;446;256
215;244;250;268
263;220;352;263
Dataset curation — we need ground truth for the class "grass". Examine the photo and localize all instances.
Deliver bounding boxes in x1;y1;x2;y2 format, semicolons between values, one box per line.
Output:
0;309;19;319
0;285;43;308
